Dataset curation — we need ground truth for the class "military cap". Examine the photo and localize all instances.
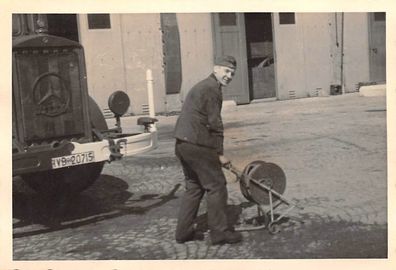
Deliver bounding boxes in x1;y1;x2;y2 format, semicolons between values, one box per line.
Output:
215;55;237;69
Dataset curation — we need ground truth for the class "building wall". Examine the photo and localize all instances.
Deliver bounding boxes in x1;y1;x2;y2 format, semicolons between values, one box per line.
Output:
119;14;166;114
78;14;127;111
273;13;334;99
78;14;166;115
342;13;370;92
299;13;333;97
165;13;214;112
273;12;371;99
79;13;214;115
78;12;372;114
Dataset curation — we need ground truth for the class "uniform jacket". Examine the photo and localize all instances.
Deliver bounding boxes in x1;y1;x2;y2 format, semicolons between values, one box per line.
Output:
174;74;224;154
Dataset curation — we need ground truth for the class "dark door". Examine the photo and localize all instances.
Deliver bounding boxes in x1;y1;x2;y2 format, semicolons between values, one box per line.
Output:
244;13;275;99
161;13;182;95
368;12;386;83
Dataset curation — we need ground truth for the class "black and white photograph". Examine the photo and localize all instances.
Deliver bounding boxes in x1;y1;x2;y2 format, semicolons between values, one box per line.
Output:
1;0;395;269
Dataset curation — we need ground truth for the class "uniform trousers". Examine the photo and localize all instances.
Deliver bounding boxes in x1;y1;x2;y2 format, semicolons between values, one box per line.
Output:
175;140;228;241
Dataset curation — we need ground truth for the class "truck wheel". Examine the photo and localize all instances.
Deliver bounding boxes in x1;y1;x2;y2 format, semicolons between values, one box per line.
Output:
22;96;108;195
22;162;104;195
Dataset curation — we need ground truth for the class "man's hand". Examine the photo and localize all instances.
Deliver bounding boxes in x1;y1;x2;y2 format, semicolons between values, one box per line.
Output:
219;155;231;166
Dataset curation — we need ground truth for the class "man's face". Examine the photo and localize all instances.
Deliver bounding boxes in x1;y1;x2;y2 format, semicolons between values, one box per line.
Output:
213;65;236;86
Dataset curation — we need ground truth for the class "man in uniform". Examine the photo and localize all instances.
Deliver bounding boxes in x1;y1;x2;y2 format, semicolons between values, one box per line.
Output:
174;55;242;245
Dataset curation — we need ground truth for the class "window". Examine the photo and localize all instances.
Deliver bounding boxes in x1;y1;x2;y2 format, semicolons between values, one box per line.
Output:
279;13;295;25
374;12;385;21
219;13;237;26
87;14;111;29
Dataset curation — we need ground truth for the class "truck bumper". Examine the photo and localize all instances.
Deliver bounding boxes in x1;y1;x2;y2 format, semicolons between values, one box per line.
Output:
13;130;158;175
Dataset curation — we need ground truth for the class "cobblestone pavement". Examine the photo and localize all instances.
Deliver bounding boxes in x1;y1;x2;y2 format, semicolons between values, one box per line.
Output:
12;93;388;260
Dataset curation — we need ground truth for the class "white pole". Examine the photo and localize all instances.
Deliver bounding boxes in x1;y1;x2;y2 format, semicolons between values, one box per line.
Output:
146;69;156;118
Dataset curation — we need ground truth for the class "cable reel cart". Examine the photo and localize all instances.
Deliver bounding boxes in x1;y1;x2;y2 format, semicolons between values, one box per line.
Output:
224;160;303;234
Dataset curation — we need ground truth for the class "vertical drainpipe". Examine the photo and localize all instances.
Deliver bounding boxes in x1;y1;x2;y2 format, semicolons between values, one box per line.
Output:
119;14;129;112
272;13;278;100
340;12;345;94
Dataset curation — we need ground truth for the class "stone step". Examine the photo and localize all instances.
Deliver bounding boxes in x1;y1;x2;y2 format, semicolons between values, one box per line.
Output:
359;84;386;97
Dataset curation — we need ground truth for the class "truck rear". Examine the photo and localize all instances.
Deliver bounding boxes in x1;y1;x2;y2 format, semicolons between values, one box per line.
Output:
12;14;158;195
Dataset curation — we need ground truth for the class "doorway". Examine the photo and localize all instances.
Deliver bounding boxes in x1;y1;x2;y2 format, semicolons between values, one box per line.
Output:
368;12;386;83
212;13;275;104
244;13;275;99
212;13;250;104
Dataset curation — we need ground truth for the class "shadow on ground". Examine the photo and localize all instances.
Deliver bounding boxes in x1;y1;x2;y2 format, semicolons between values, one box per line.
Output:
13;175;181;238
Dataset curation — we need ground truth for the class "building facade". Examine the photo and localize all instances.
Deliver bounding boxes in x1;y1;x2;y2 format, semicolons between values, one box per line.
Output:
45;12;386;115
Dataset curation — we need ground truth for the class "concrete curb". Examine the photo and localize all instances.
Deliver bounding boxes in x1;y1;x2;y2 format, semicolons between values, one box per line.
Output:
359;84;386;97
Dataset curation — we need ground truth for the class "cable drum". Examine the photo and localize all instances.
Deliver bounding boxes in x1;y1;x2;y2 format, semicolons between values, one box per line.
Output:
240;160;287;205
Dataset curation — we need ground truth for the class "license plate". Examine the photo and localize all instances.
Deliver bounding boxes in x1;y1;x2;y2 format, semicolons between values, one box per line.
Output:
51;151;95;169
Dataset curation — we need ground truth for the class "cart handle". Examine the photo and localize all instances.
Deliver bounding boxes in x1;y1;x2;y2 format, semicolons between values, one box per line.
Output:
222;162;243;179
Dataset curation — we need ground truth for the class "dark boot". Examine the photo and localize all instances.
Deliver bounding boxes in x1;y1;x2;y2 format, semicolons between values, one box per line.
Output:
210;230;242;245
176;231;205;244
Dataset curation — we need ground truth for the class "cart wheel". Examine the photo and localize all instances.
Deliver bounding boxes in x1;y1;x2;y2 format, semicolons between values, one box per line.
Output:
268;223;281;234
